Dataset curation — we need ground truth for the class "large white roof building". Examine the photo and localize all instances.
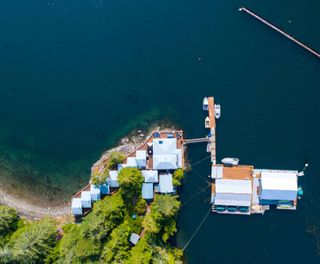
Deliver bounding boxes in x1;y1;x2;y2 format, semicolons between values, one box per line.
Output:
260;171;298;201
152;138;180;170
215;179;252;207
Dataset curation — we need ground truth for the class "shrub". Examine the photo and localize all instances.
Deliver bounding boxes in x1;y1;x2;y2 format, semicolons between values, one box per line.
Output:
107;152;126;170
172;169;184;186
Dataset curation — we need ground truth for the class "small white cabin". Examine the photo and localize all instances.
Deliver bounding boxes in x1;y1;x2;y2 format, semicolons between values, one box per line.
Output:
81;191;92;208
71;198;82;215
142;183;154;200
109;170;119;188
136;150;147;168
90;185;101;201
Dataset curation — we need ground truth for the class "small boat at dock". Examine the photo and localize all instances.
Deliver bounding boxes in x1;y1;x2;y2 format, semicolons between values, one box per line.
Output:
203;97;208;111
221;157;239;166
206;143;211;153
214;104;221;119
205;117;210;128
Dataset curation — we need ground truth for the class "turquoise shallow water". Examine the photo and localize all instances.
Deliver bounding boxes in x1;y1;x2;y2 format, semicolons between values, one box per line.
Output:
0;0;320;262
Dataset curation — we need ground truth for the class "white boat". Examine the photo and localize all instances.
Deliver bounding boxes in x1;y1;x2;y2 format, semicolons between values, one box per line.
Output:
221;157;239;166
203;97;208;111
214;104;221;119
205;117;210;128
206;143;211;153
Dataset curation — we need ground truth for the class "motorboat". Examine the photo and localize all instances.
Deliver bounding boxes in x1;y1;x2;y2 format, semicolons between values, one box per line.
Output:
221;157;239;166
214;104;221;119
203;97;208;111
205;117;210;128
206;143;211;153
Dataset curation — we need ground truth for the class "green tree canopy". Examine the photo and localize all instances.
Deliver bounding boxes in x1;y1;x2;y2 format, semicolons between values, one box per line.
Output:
107;151;126;170
0;205;19;239
91;166;109;186
1;218;56;264
118;168;144;204
172;169;184;186
125;237;153;264
152;246;183;264
58;193;125;263
142;195;181;242
101;222;131;263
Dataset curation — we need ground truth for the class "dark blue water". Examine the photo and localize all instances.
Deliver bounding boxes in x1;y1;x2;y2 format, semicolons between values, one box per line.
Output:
0;0;320;262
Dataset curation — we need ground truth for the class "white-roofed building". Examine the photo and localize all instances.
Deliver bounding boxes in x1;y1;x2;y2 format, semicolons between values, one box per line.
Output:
152;138;181;170
142;170;159;183
136;150;147;168
71;198;82;215
109;170;119;188
81;191;92;208
153;154;177;170
129;233;140;245
214;179;252;207
159;173;174;193
260;171;298;201
126;157;137;168
153;138;177;155
90;185;101;201
142;183;154;200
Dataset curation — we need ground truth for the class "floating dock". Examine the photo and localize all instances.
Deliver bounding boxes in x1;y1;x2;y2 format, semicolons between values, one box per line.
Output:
202;96;303;215
207;97;217;164
239;6;320;59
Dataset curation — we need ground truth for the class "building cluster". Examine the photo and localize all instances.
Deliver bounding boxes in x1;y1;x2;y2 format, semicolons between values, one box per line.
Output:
211;165;301;215
71;132;184;216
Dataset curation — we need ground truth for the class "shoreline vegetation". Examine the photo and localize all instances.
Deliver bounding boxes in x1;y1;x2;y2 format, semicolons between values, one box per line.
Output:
0;125;185;263
0;124;174;220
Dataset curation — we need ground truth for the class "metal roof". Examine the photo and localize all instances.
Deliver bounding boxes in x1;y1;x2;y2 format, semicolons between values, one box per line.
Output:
153;154;177;170
129;233;140;245
261;171;298;191
159;173;173;193
142;170;159;183
216;179;252;194
153;138;177;155
126;157;137;168
136;150;147;159
215;193;251;207
142;183;154;199
71;198;82;208
109;170;119;188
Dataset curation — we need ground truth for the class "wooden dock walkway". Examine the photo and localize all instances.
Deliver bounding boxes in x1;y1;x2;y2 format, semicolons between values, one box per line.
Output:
207;97;216;164
183;138;210;144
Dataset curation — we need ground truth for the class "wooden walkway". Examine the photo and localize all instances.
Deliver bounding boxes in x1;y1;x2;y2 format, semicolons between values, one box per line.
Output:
183;137;210;144
208;97;216;164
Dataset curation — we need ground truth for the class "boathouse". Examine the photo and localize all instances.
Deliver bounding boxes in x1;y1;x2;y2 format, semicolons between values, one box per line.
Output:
214;179;252;212
260;171;298;203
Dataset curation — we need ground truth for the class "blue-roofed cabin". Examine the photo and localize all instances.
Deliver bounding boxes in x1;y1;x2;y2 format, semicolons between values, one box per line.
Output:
100;183;110;195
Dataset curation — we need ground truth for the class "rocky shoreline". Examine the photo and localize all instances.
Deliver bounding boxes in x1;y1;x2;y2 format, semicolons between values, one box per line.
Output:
0;125;174;220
